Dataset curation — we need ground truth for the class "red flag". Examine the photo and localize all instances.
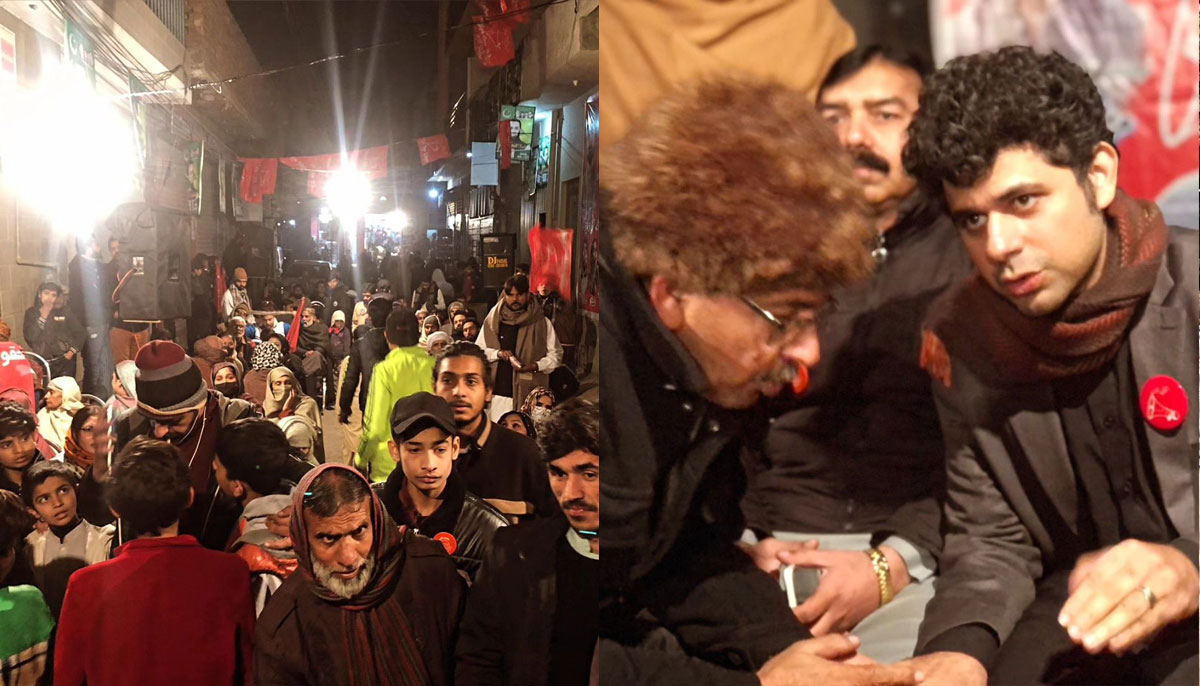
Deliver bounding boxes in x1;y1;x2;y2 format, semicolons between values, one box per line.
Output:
417;135;451;166
473;13;515;68
238;158;277;204
286;297;306;354
498;121;512;170
214;258;226;319
500;0;531;23
528;225;574;301
280;145;389;198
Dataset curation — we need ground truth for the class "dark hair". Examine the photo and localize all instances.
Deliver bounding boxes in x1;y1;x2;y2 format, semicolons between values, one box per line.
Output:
69;405;104;442
498;411;536;439
367;297;392;328
32;282;63;307
503;274;529;295
107;437;192;538
385;307;419;347
21;460;80;508
903;46;1113;203
0;401;36;441
818;44;928;99
216;418;295;496
267;332;289;351
191;255;207;270
0;491;35;558
434;341;492;390
303;468;371;519
515;263;530;274
537;398;599;463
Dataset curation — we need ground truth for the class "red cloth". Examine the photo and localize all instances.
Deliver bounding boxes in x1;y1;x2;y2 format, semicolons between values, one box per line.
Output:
238;158;278;204
473;3;515;68
528;224;574;301
279;146;389;198
286;297;306;354
416;135;451;166
54;535;255;686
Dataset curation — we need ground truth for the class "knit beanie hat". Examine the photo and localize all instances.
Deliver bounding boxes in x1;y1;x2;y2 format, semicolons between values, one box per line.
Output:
134;341;208;416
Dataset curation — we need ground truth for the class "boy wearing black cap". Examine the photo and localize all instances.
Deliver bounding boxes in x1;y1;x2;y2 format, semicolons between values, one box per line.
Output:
380;392;507;582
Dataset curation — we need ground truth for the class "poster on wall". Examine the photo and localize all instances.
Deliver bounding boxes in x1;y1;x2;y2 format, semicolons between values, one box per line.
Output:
931;0;1198;229
184;140;204;215
218;159;227;216
1;24;16;84
578;97;599;314
231;160;247;219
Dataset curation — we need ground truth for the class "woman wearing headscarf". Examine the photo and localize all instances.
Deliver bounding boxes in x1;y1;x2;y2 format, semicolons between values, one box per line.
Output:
263;367;322;432
36;377;84;451
245;339;286;405
192;335;227;388
423;331;451;358
497;410;536;439
58;405;105;473
519;386;556;424
212;360;263;415
275;415;320;466
106;360;138;414
430;268;455;302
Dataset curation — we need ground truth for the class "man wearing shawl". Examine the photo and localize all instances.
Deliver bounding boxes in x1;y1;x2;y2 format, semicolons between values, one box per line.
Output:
254;463;465;685
295;306;332;401
477;274;562;422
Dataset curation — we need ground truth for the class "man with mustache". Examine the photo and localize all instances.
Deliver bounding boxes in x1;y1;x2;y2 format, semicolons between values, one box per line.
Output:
433;342;556;523
457;398;599;685
254;463;465;685
477;273;563;422
907;47;1197;684
75;340;256;550
739;45;974;661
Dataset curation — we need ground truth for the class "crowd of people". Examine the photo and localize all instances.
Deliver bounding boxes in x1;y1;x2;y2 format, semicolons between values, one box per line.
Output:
0;234;596;684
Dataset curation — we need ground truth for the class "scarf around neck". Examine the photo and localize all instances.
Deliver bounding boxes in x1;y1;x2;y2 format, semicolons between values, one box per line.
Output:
290;464;430;686
922;190;1167;388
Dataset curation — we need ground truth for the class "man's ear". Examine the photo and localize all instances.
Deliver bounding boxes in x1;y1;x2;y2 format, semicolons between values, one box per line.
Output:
647;275;685;331
186;487;195;509
1088;142;1119;211
387;440;401;464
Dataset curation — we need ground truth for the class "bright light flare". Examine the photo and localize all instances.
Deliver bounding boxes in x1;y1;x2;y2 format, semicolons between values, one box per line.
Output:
0;64;137;236
384;210;408;232
326;168;371;223
427;188;440;200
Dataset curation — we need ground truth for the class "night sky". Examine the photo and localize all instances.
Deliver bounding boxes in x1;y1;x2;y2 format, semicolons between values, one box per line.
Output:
227;0;466;157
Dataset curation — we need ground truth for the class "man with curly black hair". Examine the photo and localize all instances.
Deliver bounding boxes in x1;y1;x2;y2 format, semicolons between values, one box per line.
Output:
906;46;1198;684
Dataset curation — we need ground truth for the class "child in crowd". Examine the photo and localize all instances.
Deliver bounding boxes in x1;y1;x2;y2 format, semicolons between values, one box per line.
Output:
54;437;255;686
214;418;312;615
0;491;53;685
22;461;114;617
0;401;49;494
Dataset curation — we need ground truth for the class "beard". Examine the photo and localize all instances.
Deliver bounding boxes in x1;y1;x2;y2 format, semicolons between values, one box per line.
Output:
312;552;375;599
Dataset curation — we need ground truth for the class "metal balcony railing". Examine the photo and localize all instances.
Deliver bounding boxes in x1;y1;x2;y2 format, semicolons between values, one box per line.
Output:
143;0;185;44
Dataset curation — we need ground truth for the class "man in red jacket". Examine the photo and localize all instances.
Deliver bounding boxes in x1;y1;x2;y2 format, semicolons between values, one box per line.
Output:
54;437;255;686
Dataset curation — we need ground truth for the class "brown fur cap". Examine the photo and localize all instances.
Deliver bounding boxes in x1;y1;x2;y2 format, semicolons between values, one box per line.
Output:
602;76;875;296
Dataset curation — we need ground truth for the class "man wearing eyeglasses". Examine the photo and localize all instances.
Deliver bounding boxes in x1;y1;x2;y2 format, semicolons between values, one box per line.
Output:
598;78;976;685
738;45;975;664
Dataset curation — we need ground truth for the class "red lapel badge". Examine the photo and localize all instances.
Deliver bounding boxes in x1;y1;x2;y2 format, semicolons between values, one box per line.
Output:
1139;375;1187;431
433;531;458;556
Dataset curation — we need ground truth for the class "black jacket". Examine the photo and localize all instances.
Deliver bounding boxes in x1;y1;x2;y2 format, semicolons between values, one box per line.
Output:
743;197;973;561
598;239;807;685
339;327;389;416
377;469;509;581
456;516;573;686
23;306;85;361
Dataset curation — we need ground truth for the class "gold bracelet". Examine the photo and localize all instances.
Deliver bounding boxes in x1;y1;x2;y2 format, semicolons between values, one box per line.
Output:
866;548;894;606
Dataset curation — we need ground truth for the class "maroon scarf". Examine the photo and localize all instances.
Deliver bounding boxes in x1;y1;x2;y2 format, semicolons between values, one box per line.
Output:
290;464;430;686
923;190;1167;387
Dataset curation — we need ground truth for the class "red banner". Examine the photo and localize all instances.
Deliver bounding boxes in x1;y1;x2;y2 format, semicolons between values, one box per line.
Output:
0;343;37;410
473;3;516;69
280;145;389;198
529;225;574;302
500;0;531;23
238;157;278;204
417;135;451;166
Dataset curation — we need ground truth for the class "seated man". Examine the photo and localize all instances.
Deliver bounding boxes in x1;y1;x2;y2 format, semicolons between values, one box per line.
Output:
254;464;465;685
379;392;508;582
55;437;255;685
741;45;973;662
432;342;557;523
456;398;600;685
905;47;1198;683
214;417;313;615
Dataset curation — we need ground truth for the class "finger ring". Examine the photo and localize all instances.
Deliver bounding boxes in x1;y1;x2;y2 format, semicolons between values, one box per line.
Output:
1140;586;1156;609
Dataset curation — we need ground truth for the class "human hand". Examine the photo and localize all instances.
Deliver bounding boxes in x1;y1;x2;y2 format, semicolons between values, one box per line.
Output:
64;350;75;360
783;546;910;635
1059;540;1199;654
902;652;986;686
90;413;113;482
756;634;924;686
262;505;294;551
740;536;819;576
497;350;513;361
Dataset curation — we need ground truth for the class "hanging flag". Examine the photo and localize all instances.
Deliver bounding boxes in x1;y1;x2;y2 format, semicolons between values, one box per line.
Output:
2;25;17;84
214;258;226;320
280;145;390;197
238;157;278;204
497;120;512;170
473;3;516;69
528;225;574;302
286;297;307;353
500;0;532;23
417;135;451;166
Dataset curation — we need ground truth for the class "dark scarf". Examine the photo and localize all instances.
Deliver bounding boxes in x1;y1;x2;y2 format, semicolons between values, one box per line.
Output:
923;191;1167;387
298;320;329;353
290;464;430;686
